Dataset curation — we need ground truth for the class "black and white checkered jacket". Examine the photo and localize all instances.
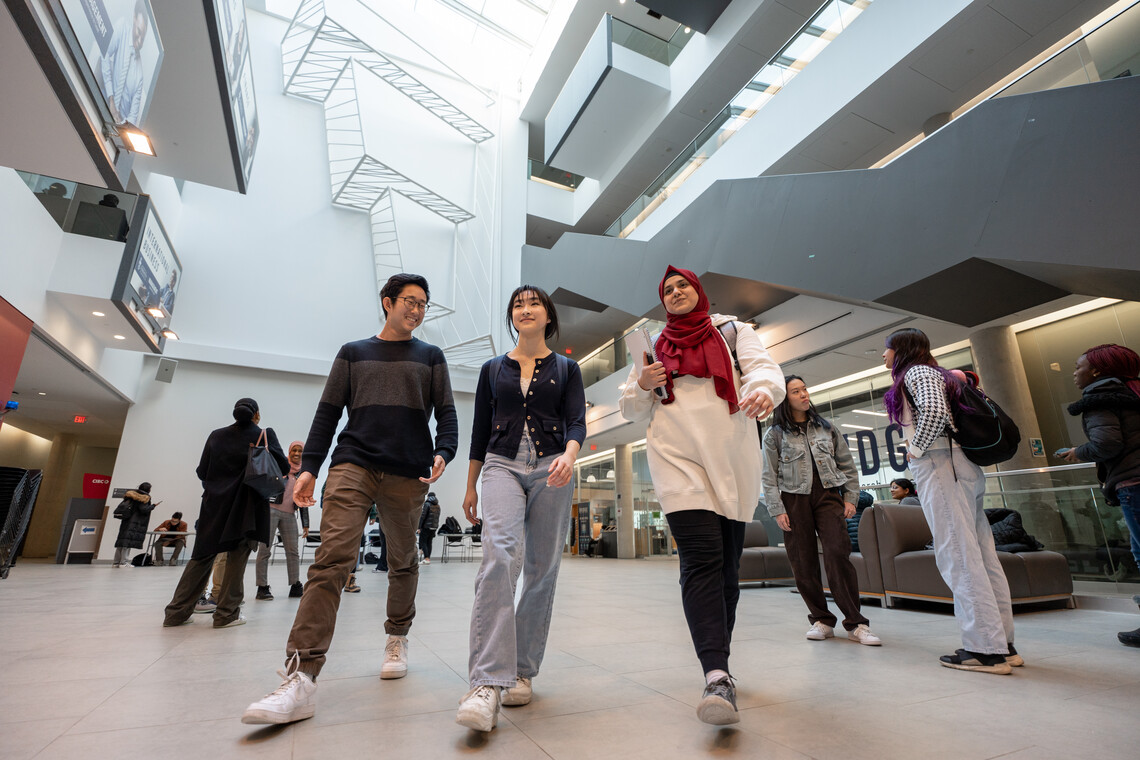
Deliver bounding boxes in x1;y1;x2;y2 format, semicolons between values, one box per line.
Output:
904;365;956;457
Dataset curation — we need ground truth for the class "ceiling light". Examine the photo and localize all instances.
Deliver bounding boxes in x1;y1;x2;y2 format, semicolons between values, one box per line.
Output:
587;474;597;482
113;334;126;340
161;329;179;340
115;122;156;156
684;27;691;34
92;311;105;317
853;409;888;417
38;392;46;396
841;423;874;431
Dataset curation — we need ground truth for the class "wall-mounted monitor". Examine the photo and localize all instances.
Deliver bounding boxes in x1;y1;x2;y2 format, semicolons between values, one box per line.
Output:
205;0;259;192
111;196;182;353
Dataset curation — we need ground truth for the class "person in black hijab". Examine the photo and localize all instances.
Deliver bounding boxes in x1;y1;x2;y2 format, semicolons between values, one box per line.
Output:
163;398;287;628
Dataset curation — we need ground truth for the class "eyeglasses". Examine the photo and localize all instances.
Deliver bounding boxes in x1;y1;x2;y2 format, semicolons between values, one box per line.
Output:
395;296;430;312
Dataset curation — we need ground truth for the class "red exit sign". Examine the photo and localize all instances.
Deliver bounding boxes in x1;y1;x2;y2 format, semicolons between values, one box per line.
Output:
73;415;87;423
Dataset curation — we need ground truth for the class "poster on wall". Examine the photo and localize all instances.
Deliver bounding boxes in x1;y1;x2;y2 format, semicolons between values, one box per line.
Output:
56;0;165;127
111;197;181;352
206;0;259;191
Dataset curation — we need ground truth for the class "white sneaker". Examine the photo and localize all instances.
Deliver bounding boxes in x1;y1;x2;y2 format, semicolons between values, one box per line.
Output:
456;685;500;732
848;624;882;646
501;675;532;706
381;635;408;679
806;621;835;641
241;654;317;725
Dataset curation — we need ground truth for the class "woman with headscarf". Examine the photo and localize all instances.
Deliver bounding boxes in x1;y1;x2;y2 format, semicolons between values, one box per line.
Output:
255;440;310;601
619;266;784;725
163;398;288;628
111;482;155;567
1058;344;1140;647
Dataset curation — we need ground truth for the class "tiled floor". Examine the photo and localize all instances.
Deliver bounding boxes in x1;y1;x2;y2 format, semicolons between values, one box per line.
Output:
3;557;1139;759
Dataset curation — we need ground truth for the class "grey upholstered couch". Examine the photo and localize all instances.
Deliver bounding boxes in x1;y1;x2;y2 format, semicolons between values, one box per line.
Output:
739;521;794;585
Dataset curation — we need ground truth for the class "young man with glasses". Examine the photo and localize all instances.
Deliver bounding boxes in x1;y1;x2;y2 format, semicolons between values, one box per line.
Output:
243;273;458;725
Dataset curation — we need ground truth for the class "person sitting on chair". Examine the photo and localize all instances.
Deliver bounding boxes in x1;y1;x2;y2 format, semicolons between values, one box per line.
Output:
153;512;188;565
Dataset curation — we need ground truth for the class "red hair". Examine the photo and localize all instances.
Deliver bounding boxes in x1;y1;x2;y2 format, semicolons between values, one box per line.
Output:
1084;344;1140;397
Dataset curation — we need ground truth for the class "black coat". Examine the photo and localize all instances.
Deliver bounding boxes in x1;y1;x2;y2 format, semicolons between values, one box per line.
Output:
193;421;288;559
419;496;440;532
114;490;155;549
1069;377;1140;505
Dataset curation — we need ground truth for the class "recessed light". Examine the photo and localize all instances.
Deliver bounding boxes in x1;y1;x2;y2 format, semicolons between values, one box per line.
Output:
92;311;105;317
38;392;47;396
113;334;126;340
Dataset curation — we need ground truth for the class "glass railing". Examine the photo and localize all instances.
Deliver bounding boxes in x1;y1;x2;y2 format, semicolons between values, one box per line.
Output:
528;159;584;191
17;170;138;243
610;16;693;66
605;0;874;238
996;0;1139;99
984;463;1138;591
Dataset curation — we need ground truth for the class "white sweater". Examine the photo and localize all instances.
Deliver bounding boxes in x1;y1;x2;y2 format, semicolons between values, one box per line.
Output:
619;315;786;523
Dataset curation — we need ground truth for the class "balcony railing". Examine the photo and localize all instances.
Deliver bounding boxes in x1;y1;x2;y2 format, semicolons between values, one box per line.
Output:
18;171;138;243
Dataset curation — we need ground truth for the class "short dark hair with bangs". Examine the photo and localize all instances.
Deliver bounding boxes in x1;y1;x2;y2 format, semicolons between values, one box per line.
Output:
379;273;430;317
506;285;559;341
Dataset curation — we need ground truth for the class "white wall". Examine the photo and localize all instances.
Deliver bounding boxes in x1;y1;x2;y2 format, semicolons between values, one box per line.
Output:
0;424;53;470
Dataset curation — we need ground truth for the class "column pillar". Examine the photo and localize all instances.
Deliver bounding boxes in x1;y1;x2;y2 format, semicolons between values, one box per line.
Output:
968;326;1043;471
22;433;78;558
614;443;636;559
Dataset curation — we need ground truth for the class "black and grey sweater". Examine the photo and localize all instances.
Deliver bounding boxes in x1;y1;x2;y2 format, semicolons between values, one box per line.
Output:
302;336;459;481
1068;377;1140;504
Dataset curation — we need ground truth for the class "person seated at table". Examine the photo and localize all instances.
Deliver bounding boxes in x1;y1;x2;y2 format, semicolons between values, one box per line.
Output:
153;511;188;565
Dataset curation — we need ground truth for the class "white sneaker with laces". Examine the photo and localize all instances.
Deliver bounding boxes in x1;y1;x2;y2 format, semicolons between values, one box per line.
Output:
848;624;882;646
805;621;835;641
501;675;532;706
456;685;500;732
380;635;408;679
241;654;317;724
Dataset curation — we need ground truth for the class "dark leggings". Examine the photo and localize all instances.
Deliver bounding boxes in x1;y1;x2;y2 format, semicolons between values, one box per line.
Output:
665;510;747;674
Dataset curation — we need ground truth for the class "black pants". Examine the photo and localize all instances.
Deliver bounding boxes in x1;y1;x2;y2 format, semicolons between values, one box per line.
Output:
665;509;747;675
418;528;436;559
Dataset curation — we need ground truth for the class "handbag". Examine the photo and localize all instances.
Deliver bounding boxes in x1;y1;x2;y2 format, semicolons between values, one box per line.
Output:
244;429;286;500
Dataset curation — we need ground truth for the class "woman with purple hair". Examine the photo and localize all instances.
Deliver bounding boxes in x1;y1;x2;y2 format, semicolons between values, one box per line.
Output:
1058;343;1140;647
882;328;1016;674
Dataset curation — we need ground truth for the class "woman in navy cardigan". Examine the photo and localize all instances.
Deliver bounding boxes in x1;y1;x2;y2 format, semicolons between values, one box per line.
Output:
456;285;586;733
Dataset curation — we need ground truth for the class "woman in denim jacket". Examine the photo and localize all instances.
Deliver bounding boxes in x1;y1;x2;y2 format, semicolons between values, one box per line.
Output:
457;285;587;732
762;376;881;646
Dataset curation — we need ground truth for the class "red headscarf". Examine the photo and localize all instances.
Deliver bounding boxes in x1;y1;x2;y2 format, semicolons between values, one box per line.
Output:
654;266;739;413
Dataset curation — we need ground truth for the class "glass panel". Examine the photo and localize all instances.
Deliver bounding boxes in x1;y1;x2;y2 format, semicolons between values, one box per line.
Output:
528;159;584;191
17;170;138;243
609;16;692;66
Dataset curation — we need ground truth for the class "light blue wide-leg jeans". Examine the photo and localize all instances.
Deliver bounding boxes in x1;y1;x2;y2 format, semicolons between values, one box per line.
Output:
911;445;1013;655
468;439;572;688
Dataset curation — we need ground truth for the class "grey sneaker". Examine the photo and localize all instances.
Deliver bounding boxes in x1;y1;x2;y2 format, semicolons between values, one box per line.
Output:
194;596;218;614
380;635;408;679
242;654;317;725
501;675;532;706
697;676;740;725
456;685;500;732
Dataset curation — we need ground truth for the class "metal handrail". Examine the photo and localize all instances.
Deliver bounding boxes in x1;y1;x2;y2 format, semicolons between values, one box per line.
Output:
985;463;1096;478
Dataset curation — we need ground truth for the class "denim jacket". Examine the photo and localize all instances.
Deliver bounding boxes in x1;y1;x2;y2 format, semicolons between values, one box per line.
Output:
761;421;860;517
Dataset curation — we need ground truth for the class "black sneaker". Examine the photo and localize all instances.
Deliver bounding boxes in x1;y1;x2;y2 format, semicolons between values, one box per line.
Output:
289;582;304;598
256;585;274;601
1118;627;1140;648
696;676;740;725
939;649;1011;674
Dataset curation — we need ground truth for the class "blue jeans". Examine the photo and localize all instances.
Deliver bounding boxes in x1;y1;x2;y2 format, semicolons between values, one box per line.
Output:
468;439;572;688
911;446;1013;655
1117;484;1140;569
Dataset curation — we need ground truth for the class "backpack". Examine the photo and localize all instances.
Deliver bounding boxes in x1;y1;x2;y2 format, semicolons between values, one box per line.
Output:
441;515;462;536
131;553;154;567
949;382;1021;466
113;500;132;519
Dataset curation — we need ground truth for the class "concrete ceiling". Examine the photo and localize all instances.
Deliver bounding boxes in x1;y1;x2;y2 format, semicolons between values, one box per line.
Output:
7;333;130;448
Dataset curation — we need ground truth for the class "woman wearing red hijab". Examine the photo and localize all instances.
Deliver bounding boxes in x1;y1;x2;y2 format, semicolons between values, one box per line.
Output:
619;266;784;725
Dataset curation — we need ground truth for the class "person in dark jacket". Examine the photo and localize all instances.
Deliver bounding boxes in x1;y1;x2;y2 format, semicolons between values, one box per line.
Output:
418;492;441;564
1059;343;1140;647
163;398;287;628
112;482;155;567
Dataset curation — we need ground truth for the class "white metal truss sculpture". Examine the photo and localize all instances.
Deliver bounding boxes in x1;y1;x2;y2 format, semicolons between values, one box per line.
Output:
282;0;493;143
282;1;498;369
